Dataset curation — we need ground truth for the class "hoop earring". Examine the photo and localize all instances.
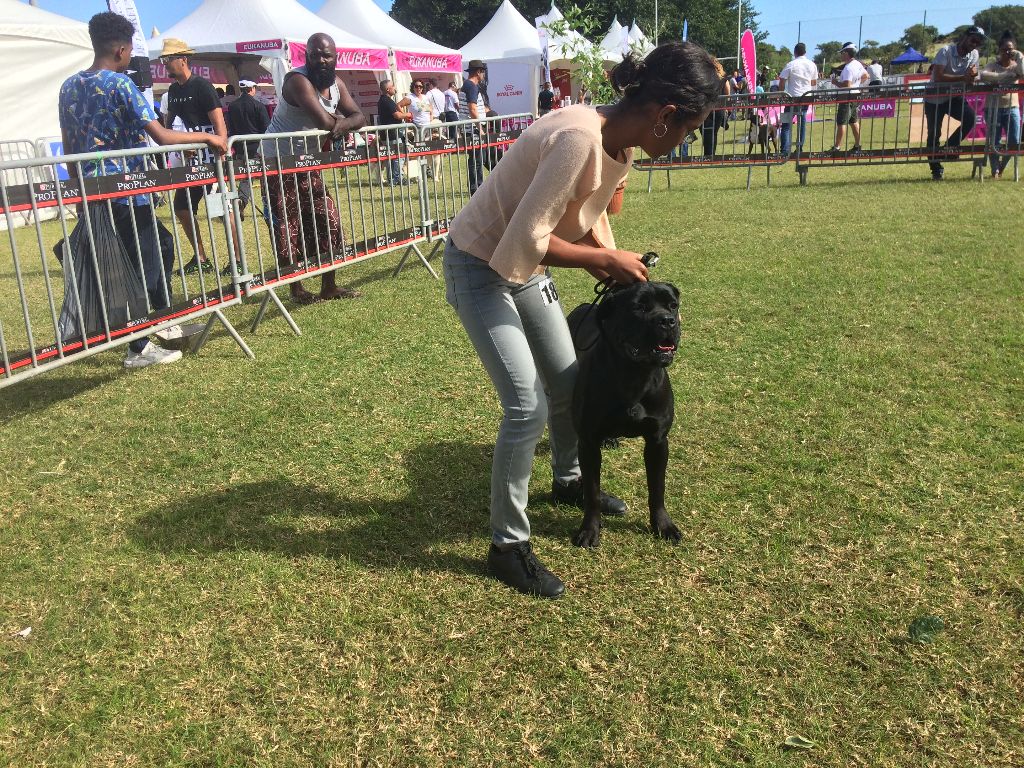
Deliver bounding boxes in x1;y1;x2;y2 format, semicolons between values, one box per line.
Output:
653;122;668;138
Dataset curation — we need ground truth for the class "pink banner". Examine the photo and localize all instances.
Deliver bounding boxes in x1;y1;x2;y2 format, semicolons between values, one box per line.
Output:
150;61;273;85
859;99;896;119
740;30;756;92
966;93;988;139
236;39;283;54
394;50;461;73
289;43;389;71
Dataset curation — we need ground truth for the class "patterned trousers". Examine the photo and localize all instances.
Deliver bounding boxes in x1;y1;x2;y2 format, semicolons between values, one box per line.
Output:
267;170;343;267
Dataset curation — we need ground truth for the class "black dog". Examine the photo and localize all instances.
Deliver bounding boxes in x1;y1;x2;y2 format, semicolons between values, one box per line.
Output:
569;281;682;548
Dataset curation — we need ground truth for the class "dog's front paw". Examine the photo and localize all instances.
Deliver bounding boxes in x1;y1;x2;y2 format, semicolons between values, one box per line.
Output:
573;524;601;548
652;515;682;543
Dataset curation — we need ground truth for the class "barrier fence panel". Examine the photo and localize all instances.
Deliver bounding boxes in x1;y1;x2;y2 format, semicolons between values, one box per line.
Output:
0;142;250;389
226;113;534;333
407;113;534;274
633;83;1022;187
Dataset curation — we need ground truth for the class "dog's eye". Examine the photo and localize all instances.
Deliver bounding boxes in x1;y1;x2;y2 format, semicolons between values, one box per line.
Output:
669;302;678;311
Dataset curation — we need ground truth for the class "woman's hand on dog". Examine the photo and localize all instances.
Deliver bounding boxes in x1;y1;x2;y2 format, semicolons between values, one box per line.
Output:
601;249;649;285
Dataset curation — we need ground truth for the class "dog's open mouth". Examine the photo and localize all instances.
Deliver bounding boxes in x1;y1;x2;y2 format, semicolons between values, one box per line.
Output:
626;341;678;364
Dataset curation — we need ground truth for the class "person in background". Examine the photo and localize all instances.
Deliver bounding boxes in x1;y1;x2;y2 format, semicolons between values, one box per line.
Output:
867;59;884;84
59;12;226;369
830;43;868;153
701;74;731;157
924;25;985;180
162;38;230;274
442;41;723;598
444;81;460;122
980;30;1024;178
261;33;366;302
221;84;238;107
226;79;270;229
377;79;411;185
425;79;446;124
538;80;555;115
778;42;818;156
407;79;435;128
459;59;489;194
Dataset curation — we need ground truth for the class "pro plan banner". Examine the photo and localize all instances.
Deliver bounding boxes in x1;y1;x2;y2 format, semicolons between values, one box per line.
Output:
107;0;152;90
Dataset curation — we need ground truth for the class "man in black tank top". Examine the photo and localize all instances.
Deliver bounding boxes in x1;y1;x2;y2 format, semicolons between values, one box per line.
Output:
265;33;366;303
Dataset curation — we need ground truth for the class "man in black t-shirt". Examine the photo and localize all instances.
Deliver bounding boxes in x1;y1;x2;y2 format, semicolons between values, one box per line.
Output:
376;79;410;185
161;38;231;274
538;81;554;115
227;79;270;223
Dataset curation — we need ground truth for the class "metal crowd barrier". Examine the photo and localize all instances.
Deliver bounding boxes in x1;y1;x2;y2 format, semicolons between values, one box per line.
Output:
223;113;532;334
0;113;533;388
0;141;249;389
634;82;1022;187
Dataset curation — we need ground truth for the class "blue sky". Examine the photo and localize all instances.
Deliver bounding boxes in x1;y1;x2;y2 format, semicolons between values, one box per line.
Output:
36;0;994;55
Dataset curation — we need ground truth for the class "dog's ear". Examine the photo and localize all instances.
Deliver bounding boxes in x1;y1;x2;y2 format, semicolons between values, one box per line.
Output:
596;289;622;322
664;282;680;301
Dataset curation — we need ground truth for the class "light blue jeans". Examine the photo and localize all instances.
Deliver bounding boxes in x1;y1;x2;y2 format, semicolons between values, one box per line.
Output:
988;106;1021;175
443;238;580;546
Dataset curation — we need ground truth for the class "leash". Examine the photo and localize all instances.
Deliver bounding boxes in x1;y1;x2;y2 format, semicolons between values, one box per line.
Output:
569;252;659;353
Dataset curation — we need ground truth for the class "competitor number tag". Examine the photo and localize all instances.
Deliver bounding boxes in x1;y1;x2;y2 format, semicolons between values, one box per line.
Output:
538;277;559;306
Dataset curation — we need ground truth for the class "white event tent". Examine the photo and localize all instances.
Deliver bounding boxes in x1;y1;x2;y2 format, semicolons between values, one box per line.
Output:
147;0;390;106
627;21;655;55
534;4;589;70
0;0;93;143
319;0;461;103
460;0;542;117
599;17;627;63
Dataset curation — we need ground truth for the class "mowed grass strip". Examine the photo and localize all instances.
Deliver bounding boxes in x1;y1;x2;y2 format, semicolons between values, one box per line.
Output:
1;162;1022;767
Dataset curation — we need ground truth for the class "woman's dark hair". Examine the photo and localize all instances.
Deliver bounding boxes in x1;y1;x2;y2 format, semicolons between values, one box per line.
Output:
88;12;135;56
999;30;1016;45
610;41;724;123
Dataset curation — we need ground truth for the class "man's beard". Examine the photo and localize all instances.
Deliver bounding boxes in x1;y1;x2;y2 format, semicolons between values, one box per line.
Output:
307;64;336;91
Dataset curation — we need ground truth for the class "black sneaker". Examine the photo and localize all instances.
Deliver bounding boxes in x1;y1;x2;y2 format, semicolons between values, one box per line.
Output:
487;542;565;598
551;477;627;517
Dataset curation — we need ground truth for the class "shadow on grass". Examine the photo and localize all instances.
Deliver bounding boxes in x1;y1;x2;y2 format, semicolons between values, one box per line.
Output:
130;440;498;578
0;357;120;424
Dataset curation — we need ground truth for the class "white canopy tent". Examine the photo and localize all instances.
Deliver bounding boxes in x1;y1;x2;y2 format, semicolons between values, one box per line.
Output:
147;0;390;103
319;0;461;106
627;21;655;55
460;0;542;117
599;17;627;63
534;4;588;70
0;0;93;144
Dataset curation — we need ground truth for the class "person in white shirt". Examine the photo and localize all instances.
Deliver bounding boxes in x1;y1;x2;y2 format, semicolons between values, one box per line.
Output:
830;43;869;152
425;79;446;122
777;42;818;155
407;79;435;128
867;60;884;84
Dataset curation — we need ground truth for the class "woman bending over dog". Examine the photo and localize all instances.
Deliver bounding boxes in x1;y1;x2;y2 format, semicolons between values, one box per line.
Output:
443;41;724;598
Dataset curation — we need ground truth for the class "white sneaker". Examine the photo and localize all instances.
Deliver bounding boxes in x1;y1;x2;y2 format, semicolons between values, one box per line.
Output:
123;341;182;369
153;324;183;342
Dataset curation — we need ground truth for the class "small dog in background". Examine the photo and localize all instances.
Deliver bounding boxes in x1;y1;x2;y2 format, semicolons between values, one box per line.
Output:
747;109;778;155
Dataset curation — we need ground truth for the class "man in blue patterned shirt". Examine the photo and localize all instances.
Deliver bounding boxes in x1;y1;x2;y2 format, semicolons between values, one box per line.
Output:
58;12;226;368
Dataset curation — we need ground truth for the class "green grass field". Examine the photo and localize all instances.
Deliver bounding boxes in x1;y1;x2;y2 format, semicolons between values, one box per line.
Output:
2;161;1022;766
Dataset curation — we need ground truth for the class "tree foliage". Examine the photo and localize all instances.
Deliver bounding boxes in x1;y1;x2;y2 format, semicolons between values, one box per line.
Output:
973;5;1024;54
901;24;939;53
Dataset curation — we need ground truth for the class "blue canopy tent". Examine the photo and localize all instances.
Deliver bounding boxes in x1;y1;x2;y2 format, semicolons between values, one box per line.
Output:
891;47;929;64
